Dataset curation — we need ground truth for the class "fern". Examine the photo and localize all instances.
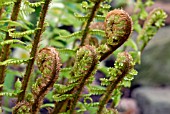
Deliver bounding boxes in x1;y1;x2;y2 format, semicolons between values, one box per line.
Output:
0;92;14;97
0;39;25;46
25;1;44;7
0;20;29;29
89;29;105;37
9;29;35;38
56;48;76;56
53;94;73;102
88;86;106;95
0;58;32;66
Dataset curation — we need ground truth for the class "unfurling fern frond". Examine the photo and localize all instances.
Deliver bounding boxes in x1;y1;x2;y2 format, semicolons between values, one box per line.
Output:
31;47;61;114
12;101;32;114
137;8;167;51
97;52;136;114
98;9;133;61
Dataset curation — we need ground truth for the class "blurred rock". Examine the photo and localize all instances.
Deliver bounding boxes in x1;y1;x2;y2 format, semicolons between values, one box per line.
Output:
133;26;170;86
117;98;139;114
132;87;170;114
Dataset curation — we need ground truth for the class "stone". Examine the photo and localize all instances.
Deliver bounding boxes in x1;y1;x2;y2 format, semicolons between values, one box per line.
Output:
133;26;170;86
132;87;170;114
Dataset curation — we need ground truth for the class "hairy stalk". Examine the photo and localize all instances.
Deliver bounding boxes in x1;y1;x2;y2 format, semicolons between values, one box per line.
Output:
52;45;98;114
99;9;132;61
80;0;103;46
97;52;134;114
17;0;52;102
0;7;4;19
31;47;61;114
12;101;31;114
0;0;22;106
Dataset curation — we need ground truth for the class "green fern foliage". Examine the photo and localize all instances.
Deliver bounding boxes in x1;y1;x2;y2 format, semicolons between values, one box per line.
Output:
0;58;32;66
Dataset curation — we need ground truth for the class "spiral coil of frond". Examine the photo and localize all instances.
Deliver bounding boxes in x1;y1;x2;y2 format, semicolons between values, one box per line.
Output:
99;9;133;61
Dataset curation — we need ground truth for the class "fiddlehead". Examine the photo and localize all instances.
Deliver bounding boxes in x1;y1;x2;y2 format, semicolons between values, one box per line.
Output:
99;9;133;61
12;101;32;114
97;52;135;114
31;47;61;114
137;8;167;52
69;45;99;113
18;0;52;102
52;45;98;114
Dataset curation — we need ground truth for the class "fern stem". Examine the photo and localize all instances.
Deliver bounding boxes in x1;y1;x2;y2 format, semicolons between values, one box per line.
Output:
97;52;133;114
0;7;3;19
17;0;52;102
69;46;98;114
31;47;61;114
80;0;103;46
97;73;125;114
0;0;22;106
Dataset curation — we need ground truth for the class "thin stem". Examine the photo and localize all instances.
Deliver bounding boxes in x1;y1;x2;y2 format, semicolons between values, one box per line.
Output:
80;0;103;46
97;70;127;114
17;0;52;102
97;52;133;114
69;47;98;114
0;7;4;19
0;0;22;106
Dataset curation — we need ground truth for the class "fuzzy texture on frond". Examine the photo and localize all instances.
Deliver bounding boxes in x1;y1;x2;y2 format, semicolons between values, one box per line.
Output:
137;8;167;51
12;101;32;114
97;52;135;114
52;45;99;114
18;0;52;102
31;47;61;114
99;9;133;61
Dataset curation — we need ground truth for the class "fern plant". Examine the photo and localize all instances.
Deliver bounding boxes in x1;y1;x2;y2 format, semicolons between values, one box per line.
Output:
0;0;167;114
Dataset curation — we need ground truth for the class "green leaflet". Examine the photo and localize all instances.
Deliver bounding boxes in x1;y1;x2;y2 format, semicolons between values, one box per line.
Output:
40;103;55;108
9;29;35;38
59;31;83;39
0;58;32;66
89;86;106;95
0;20;29;29
56;49;76;56
53;94;73;102
0;39;26;46
89;29;105;37
25;1;44;7
54;83;78;94
0;92;14;97
75;13;105;21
